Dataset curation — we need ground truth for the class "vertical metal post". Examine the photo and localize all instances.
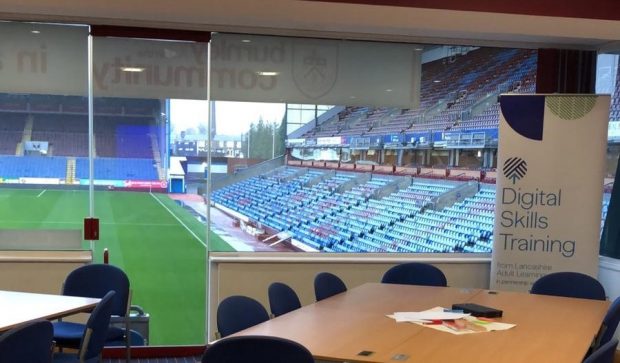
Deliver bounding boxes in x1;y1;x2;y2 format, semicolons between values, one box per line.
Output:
87;33;95;252
205;40;213;343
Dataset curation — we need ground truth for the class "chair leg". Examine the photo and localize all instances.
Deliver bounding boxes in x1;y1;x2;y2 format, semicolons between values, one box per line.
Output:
125;317;131;363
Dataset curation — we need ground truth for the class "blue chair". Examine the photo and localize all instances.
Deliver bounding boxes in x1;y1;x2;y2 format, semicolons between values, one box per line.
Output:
0;320;53;363
53;291;116;363
314;272;347;301
201;335;314;363
381;262;448;286
584;339;618;363
268;282;301;317
216;295;269;338
53;264;131;360
594;296;620;349
530;272;606;300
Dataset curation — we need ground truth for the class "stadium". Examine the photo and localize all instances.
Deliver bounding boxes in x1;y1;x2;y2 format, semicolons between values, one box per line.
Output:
0;6;619;359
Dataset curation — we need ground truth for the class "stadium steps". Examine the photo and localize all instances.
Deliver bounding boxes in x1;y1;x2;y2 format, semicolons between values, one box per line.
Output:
17;115;33;156
150;133;165;180
66;158;76;184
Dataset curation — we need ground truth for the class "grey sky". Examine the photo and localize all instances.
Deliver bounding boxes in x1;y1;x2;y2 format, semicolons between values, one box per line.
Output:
170;99;285;136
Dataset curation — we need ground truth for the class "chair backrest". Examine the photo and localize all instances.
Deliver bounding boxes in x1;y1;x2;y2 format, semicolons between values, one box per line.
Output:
268;282;302;317
314;272;347;301
530;272;606;300
63;263;130;317
584;338;618;363
381;262;448;287
596;296;620;348
79;290;116;362
216;295;269;337
0;320;53;363
201;335;314;363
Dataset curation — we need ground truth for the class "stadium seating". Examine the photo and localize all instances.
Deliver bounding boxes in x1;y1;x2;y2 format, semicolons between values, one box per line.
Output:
0;112;26;155
301;48;537;138
95;117;155;158
212;164;620;254
212;167;500;253
75;157;158;181
0;95;162;185
0;96;157;160
0;155;67;178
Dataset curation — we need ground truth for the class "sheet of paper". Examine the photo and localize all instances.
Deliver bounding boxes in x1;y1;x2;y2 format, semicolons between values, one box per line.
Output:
387;306;516;335
390;307;470;323
421;316;516;335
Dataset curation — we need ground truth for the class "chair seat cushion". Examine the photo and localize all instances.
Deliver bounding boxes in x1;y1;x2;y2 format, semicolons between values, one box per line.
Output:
52;322;84;348
53;322;125;345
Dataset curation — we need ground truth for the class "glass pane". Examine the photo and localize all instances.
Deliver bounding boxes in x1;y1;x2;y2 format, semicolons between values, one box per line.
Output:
599;53;620;257
0;22;89;251
208;34;538;254
92;34;208;345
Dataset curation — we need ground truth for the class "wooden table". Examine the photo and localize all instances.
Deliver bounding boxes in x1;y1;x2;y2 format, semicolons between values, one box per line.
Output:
231;283;609;363
0;290;100;332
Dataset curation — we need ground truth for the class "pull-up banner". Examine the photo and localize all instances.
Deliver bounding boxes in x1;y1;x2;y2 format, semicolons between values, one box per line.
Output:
491;94;609;292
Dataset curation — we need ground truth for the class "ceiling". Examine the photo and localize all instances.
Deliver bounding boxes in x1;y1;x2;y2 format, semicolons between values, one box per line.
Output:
1;0;619;50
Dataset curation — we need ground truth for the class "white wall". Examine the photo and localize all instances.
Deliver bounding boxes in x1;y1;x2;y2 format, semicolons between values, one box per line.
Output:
208;253;491;340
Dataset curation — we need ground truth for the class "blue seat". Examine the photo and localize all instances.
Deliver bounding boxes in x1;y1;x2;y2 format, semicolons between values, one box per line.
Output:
53;291;116;363
314;272;347;301
53;264;131;360
530;272;606;300
0;320;53;363
268;282;301;317
216;296;269;338
201;335;314;363
381;262;448;287
595;296;620;349
584;339;618;363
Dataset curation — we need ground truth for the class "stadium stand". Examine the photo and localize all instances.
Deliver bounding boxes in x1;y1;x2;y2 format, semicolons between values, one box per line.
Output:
213;167;610;253
0;155;67;178
75;157;159;180
301;48;537;138
212;167;499;253
0;95;161;183
32;114;88;157
0;112;26;155
95;117;155;158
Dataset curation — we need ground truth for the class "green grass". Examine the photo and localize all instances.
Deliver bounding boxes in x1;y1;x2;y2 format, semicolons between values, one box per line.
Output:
0;188;234;345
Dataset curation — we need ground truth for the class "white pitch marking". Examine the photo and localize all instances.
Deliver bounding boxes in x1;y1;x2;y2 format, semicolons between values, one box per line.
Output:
150;193;206;248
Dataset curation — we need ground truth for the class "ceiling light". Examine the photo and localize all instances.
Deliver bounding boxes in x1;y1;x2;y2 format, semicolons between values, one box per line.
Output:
241;39;251;43
385;89;393;92
433;80;441;83
120;67;145;73
257;71;279;76
31;30;40;34
415;47;423;51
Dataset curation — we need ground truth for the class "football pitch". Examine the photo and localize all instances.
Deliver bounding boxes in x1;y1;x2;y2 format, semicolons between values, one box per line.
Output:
0;188;234;345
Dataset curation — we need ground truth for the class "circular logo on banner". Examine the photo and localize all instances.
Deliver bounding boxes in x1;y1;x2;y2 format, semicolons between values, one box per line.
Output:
503;157;527;184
